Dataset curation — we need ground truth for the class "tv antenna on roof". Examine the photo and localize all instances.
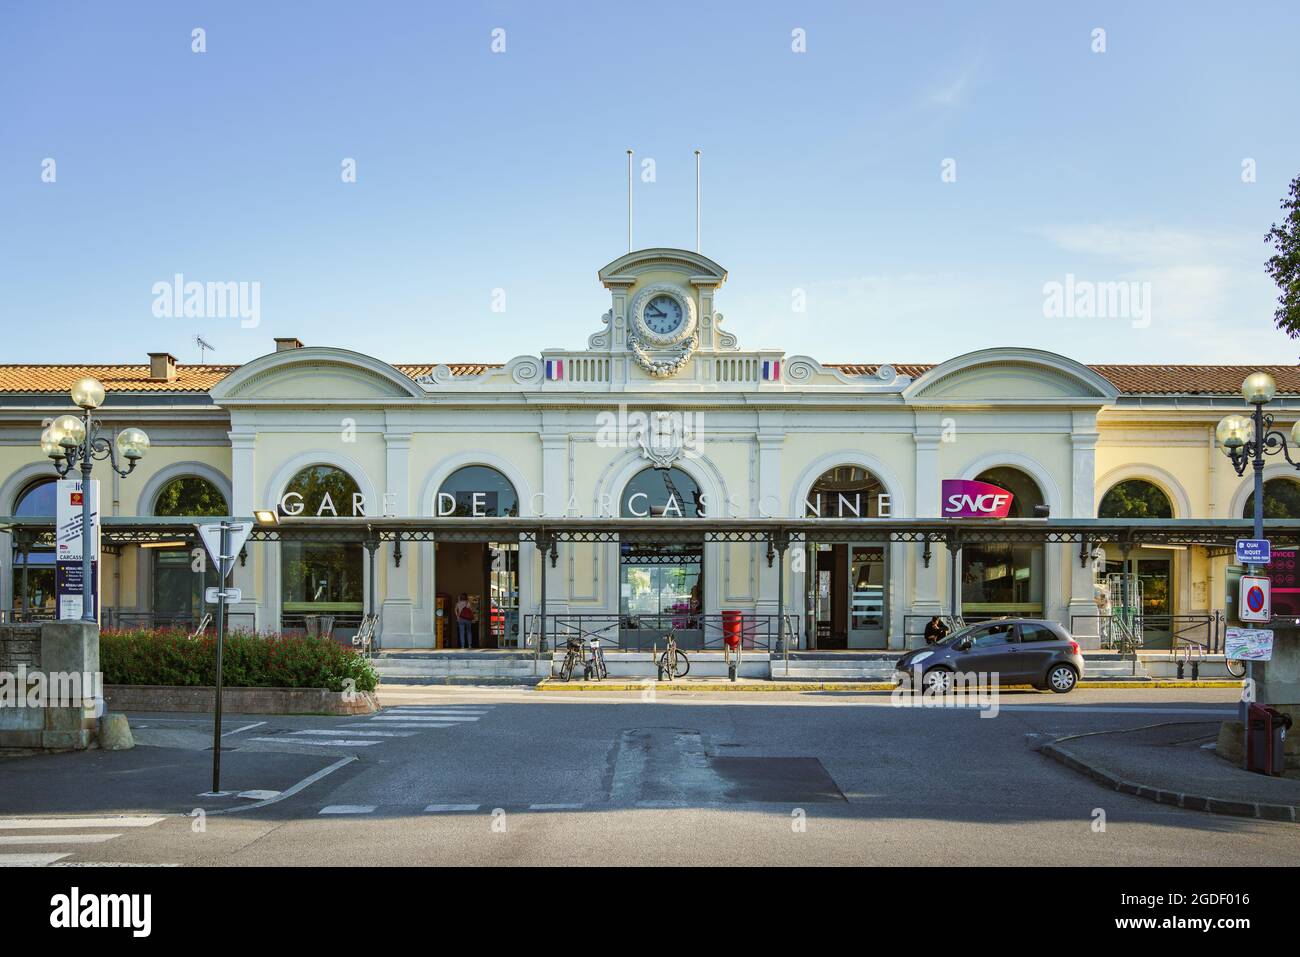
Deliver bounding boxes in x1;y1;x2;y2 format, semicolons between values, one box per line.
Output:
195;335;215;363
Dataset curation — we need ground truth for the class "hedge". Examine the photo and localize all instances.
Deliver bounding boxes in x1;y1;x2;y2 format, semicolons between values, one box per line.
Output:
100;629;378;693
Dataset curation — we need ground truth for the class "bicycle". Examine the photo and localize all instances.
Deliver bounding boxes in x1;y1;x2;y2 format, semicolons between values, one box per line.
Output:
584;637;608;680
557;637;584;681
1226;657;1247;679
657;630;690;680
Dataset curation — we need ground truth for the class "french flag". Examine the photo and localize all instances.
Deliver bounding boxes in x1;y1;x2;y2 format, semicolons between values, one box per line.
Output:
763;359;781;381
545;359;564;381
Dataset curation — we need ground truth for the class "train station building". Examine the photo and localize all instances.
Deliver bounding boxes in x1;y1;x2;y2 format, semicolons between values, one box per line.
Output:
3;247;1299;654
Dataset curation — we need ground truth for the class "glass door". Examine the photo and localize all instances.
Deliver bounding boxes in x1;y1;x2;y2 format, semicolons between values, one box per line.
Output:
848;544;887;648
487;542;519;647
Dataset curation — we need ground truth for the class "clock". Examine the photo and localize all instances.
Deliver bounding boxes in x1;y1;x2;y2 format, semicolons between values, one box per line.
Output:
643;295;683;336
630;284;697;346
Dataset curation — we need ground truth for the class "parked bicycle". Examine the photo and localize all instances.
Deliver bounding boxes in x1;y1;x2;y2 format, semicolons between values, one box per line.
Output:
657;631;690;680
585;636;608;680
557;637;584;681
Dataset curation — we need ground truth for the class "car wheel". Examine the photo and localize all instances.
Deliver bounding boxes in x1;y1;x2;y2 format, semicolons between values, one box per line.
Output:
923;668;954;693
1047;664;1077;693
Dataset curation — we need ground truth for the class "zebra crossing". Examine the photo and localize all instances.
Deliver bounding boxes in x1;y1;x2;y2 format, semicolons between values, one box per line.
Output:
0;815;166;867
247;704;495;749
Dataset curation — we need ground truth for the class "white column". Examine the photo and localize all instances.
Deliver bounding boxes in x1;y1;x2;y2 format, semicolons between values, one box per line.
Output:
1068;420;1101;646
227;431;260;630
755;431;784;628
540;431;568;613
380;431;413;644
911;424;943;626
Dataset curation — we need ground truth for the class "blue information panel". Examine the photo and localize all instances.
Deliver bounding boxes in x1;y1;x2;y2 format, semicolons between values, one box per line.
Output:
1236;539;1272;565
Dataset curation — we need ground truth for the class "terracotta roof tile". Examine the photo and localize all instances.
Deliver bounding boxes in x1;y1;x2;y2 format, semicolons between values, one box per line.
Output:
0;364;237;394
1;361;1296;397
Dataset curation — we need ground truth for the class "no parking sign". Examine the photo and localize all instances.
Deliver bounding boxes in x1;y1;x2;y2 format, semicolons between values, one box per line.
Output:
1240;574;1271;623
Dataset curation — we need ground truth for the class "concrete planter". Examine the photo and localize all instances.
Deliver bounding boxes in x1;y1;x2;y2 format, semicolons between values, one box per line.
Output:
105;684;378;716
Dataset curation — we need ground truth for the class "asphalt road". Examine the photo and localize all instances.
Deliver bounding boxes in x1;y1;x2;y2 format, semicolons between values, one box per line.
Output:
2;685;1296;866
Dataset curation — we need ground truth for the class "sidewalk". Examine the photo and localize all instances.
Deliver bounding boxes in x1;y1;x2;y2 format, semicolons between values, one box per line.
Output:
536;677;1240;692
1041;721;1300;822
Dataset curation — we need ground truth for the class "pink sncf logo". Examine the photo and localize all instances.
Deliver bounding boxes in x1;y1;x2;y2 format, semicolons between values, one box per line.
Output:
941;479;1015;519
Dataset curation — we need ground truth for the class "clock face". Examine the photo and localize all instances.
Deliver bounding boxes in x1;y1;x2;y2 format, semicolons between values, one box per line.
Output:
643;294;684;336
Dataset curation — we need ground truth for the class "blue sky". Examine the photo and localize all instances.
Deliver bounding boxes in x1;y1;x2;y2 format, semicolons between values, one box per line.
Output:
2;1;1298;366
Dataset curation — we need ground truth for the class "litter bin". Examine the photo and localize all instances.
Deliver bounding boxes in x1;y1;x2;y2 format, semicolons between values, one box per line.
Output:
1246;703;1293;776
722;610;743;650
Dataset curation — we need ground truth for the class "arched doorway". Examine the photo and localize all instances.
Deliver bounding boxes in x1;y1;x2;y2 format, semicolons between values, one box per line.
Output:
151;476;228;625
961;467;1045;618
803;465;889;649
10;479;56;620
1099;478;1176;647
434;466;520;648
279;465;364;636
619;467;705;646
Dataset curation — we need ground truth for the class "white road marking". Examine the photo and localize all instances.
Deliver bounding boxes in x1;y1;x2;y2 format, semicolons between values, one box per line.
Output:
249;737;381;747
367;717;464;724
344;721;456;729
424;804;480;812
386;707;492;714
0;834;122;845
212;756;356;815
528;803;584;811
0;816;165;830
319;805;377;815
0;853;71;866
222;721;266;737
291;729;415;738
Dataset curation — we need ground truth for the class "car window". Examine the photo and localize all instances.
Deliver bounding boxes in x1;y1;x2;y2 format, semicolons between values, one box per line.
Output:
972;623;1016;647
1019;624;1059;643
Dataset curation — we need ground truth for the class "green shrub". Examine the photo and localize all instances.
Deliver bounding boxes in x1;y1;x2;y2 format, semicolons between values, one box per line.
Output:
100;629;378;693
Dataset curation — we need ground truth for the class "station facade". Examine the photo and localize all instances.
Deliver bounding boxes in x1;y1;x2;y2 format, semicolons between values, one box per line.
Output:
3;247;1300;651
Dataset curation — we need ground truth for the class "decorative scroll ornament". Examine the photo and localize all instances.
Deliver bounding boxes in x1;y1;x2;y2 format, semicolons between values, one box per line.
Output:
630;333;697;378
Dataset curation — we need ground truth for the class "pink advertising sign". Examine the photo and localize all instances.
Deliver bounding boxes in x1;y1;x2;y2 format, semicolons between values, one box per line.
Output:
941;479;1015;519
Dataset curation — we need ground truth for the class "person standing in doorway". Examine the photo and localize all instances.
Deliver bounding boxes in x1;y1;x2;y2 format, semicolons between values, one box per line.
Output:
455;593;474;649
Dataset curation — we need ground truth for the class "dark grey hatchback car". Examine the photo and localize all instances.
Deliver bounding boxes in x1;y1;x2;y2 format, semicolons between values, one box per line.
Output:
894;619;1085;693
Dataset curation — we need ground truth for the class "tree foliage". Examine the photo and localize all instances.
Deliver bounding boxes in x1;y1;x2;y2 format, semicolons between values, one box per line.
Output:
1267;173;1300;338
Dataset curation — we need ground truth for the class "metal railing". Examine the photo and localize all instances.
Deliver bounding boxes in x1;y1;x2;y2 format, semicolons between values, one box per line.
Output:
523;612;793;654
101;609;259;633
1070;613;1222;654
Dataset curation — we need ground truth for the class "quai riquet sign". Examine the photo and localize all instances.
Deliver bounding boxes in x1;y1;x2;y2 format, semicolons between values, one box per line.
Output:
941;479;1015;519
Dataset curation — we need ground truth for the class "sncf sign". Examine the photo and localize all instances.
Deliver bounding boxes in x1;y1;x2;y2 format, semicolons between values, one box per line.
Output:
942;479;1014;519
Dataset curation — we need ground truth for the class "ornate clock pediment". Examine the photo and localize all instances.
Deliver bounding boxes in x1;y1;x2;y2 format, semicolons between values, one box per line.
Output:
590;247;734;379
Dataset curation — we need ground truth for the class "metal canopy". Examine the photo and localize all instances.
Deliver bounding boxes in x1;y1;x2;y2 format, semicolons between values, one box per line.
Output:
5;515;1300;549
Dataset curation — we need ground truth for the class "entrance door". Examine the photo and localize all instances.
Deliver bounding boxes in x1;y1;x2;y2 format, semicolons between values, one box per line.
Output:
847;544;887;648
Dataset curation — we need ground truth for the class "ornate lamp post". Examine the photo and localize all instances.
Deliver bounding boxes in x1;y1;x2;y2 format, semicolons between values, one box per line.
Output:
1216;372;1300;542
39;376;150;623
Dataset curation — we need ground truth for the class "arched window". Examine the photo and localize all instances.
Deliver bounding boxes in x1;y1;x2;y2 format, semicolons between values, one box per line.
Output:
620;467;703;518
151;477;229;622
279;466;364;633
279;465;363;517
962;468;1045;614
805;465;888;518
1243;478;1300;519
1098;479;1174;519
11;479;57;618
436;465;519;517
619;467;704;627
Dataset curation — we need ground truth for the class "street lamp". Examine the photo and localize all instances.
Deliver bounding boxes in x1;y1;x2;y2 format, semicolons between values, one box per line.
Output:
1217;372;1300;539
39;376;150;622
